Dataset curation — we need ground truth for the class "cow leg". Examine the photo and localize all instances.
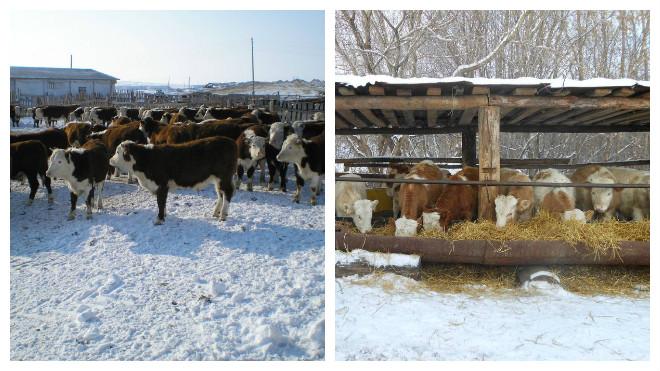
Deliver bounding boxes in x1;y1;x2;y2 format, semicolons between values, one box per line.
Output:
258;160;266;185
155;186;168;225
310;175;321;206
235;165;244;190
279;162;288;192
246;166;255;192
96;181;105;209
41;174;54;203
68;192;78;220
26;172;39;206
266;159;276;191
632;208;645;221
85;187;94;219
216;176;234;221
107;166;114;180
293;172;304;204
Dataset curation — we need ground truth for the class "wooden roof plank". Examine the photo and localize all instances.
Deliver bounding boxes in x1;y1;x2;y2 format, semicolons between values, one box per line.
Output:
584;88;613;97
336;95;488;111
337;109;368;128
358;109;387;128
489;95;649;110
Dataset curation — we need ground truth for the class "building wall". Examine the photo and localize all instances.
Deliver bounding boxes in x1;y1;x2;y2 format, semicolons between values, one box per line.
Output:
12;78;116;98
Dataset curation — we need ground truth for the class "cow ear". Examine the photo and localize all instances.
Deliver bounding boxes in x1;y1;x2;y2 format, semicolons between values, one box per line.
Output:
371;200;379;210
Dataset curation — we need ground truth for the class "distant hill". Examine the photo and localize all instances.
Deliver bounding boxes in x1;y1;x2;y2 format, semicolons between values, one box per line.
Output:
117;79;324;97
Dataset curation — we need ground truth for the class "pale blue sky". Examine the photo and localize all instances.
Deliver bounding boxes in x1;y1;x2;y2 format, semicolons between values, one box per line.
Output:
10;10;324;85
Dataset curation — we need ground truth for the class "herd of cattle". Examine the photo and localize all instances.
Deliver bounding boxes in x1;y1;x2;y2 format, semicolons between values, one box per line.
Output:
10;104;325;224
336;161;650;236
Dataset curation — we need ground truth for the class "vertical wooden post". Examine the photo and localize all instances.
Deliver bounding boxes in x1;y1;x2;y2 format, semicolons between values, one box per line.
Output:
461;128;477;167
478;106;500;221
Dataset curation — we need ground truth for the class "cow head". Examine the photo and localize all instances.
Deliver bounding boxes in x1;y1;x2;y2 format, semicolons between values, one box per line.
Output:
268;122;286;150
244;131;266;161
276;134;305;163
586;172;615;213
109;140;137;173
495;194;518;229
194;106;206;121
395;216;418;237
349;199;378;234
160;112;172;125
421;211;441;231
139;117;159;143
46;148;76;180
292;121;305;137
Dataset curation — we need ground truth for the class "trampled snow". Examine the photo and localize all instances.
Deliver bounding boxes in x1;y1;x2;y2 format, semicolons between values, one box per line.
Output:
10;126;325;360
335;273;648;361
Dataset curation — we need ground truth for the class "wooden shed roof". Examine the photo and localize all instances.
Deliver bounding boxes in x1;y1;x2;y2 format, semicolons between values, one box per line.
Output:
335;75;650;134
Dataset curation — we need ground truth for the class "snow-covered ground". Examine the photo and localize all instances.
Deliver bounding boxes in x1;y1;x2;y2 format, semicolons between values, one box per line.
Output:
10;125;325;360
336;273;649;361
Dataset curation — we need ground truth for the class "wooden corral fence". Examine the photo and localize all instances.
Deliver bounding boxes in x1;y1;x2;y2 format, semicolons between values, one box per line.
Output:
12;90;325;121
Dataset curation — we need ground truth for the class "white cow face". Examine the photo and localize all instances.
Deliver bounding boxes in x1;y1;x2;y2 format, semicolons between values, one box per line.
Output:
109;140;136;173
351;199;378;233
46;149;75;179
495;194;518;229
422;211;441;231
276;134;305;163
587;177;614;213
247;136;266;161
563;208;587;223
269;122;286;149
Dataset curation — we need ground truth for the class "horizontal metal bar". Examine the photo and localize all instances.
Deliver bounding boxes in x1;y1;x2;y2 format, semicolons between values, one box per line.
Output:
340;159;650;170
334;174;650;189
336;157;572;165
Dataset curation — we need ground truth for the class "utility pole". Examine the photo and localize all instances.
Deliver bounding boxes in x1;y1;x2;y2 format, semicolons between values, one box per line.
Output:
70;54;72;69
251;37;255;104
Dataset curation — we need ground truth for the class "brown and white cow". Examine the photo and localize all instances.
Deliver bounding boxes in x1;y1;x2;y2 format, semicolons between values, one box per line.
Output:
495;168;534;228
89;107;118;127
34;105;79;127
532;168;578;221
276;132;324;205
89;121;148;181
571;165;620;221
109;137;238;224
336;174;378;233
118;107;141;121
10;140;53;205
384;163;412;218
292;120;324;139
395;161;448;236
235;125;268;191
265;122;290;192
423;168;479;232
609;167;650;220
46;139;109;220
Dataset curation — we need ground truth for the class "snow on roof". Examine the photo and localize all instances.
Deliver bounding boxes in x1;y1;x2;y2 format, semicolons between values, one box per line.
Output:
10;66;119;81
336;74;650;89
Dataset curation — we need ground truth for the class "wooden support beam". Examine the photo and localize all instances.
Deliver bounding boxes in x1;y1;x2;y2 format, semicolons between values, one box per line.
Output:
396;89;416;127
358;109;387;127
381;109;399;127
524;108;570;124
335;95;488;111
426;87;442;127
337;110;367;128
478;106;500;221
461;128;477;167
507;108;544;124
489;95;650;110
335;113;351;128
458;108;477;125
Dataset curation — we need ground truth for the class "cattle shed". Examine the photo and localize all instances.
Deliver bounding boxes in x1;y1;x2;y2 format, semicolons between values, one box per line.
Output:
10;66;118;105
335;75;650;266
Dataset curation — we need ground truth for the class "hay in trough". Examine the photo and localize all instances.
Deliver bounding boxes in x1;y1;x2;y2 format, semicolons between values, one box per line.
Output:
336;211;649;257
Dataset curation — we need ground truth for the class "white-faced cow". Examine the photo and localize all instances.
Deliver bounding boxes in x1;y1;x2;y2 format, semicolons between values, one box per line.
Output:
46;139;109;220
265;122;290;192
235;125;268;192
118;107;141;121
532;168;576;218
336;174;378;233
109;137;238;224
11;140;53;205
34;105;79;128
89;107;118;127
276;132;324;205
609;167;650;221
494;168;534;228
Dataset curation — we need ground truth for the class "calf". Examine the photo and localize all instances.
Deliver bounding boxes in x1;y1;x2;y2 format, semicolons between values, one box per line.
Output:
336;174;378;233
46;139;109;220
495;168;534;228
276;132;324;205
424;170;479;232
395;161;448;236
235;126;268;191
89;107;118;127
34;105;79;127
64;121;95;147
608;167;650;220
109;137;238;224
571;165;620;220
10;128;68;153
265;122;290;192
10;140;53;205
532;168;576;217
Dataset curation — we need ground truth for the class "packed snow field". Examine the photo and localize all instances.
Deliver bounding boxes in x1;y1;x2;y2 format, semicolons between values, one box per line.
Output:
336;273;648;361
10;124;324;360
